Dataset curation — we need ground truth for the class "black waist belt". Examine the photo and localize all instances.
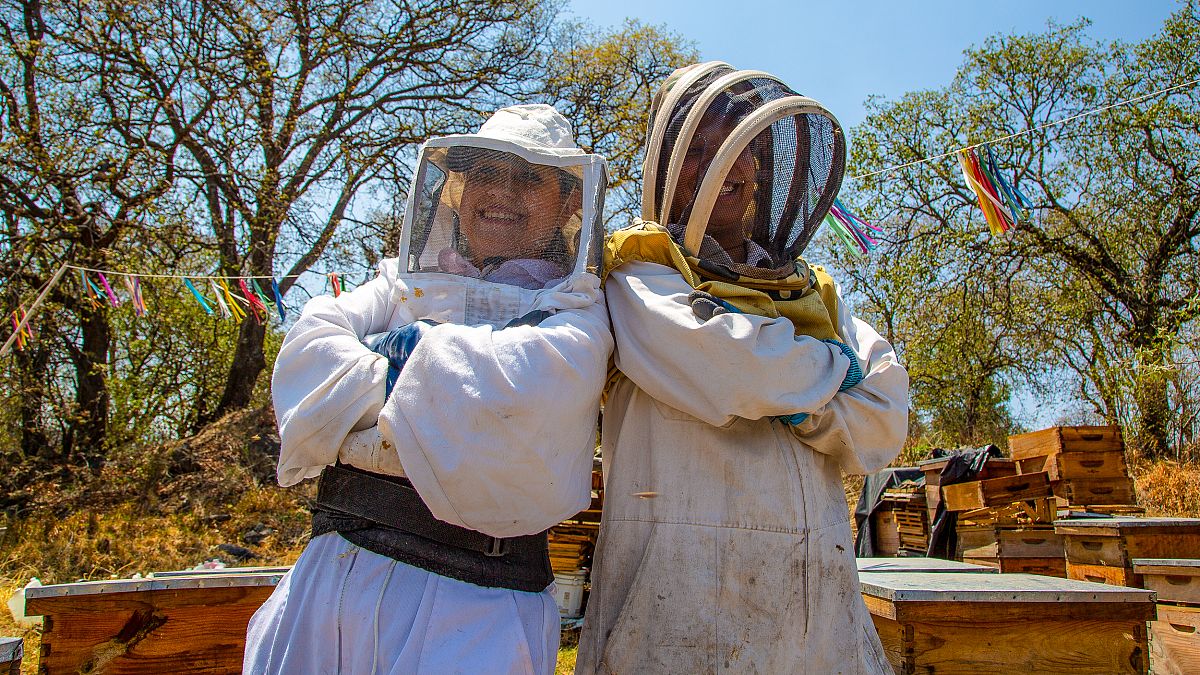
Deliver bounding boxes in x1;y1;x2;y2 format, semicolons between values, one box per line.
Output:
312;464;552;592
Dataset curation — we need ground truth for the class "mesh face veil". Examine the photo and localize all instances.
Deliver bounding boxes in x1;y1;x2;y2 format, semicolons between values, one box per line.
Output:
643;62;846;279
402;141;605;290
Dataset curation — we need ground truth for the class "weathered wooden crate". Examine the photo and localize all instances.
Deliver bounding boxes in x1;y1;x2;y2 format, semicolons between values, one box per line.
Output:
856;557;997;574
25;569;285;674
957;497;1058;528
1148;603;1200;675
956;526;1064;560
859;571;1155;674
1;637;22;675
1057;477;1138;506
962;555;1068;577
918;456;1016;522
1057;517;1200;588
549;523;598;574
1017;449;1130;482
1134;559;1200;606
942;472;1053;511
1009;425;1125;460
871;509;901;557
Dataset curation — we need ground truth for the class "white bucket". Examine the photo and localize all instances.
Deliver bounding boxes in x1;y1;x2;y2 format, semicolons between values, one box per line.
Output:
552;570;587;618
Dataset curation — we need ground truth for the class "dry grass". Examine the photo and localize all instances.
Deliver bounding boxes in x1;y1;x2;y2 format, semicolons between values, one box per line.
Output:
1131;457;1200;517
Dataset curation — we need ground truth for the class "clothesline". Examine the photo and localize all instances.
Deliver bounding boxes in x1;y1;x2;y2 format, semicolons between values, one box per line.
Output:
63;263;345;282
848;76;1200;181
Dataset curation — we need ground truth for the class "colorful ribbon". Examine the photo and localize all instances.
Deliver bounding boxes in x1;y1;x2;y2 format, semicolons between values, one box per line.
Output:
823;198;882;256
183;279;214;315
123;276;148;317
958;145;1029;236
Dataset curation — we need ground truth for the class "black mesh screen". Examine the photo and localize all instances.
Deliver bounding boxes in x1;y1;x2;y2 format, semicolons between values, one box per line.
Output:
650;70;845;278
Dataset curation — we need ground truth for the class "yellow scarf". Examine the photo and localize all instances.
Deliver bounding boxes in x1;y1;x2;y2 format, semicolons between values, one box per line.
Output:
603;221;841;340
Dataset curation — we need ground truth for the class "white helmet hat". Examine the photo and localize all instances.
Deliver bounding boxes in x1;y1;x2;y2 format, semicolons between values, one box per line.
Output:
399;104;608;295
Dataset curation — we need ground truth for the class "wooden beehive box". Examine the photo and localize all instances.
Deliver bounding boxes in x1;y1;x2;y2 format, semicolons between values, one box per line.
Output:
1056;518;1200;588
859;571;1155;674
871;509;902;557
1009;425;1125;460
856;557;997;574
548;524;597;573
957;497;1058;529
918;456;1016;522
1;637;22;675
941;472;1053;511
1147;603;1200;675
24;569;285;674
956;525;1067;577
880;489;929;554
1133;558;1200;606
1010;426;1135;507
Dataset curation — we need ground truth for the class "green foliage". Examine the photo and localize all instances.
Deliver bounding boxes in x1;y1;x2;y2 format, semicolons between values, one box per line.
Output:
541;19;699;222
826;5;1200;456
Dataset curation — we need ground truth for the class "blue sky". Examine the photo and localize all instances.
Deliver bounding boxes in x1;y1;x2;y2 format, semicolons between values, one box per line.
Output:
567;0;1181;130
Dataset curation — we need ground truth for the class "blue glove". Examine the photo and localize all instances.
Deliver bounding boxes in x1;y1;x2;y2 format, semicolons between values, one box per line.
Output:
366;320;438;396
504;309;553;328
688;290;740;321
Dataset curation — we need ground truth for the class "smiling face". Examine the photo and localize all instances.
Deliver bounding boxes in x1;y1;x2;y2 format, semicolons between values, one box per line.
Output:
456;153;575;266
669;109;757;259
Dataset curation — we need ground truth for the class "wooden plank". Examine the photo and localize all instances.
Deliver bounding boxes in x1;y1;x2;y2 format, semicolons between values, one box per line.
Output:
942;472;1053;511
964;556;1067;577
870;614;1147;675
1067;562;1139;588
856;557;997;574
1001;557;1067;577
1149;603;1200;675
33;585;273;674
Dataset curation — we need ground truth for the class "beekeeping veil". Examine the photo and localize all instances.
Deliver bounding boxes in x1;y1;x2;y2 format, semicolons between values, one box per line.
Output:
643;62;845;280
397;104;608;327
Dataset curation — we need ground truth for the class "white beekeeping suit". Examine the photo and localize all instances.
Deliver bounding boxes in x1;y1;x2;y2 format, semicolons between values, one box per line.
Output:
245;104;612;675
577;64;909;673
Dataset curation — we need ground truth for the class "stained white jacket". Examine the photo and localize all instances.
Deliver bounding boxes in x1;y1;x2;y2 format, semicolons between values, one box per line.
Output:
271;258;613;538
577;261;908;673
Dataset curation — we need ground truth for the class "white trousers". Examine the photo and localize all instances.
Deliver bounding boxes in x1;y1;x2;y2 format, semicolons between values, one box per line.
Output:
243;533;559;674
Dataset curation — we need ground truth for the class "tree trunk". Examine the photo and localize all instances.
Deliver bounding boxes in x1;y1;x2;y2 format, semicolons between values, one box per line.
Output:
68;302;111;472
15;342;53;459
196;316;267;428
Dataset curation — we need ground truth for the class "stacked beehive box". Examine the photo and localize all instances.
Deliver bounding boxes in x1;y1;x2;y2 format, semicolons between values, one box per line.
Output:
917;456;1016;525
548;469;603;573
942;469;1063;575
1009;425;1139;511
1054;518;1200;587
879;482;929;555
1133;558;1200;673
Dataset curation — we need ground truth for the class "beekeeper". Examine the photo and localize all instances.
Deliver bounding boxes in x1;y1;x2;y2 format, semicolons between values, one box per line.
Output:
244;104;612;674
577;64;909;673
